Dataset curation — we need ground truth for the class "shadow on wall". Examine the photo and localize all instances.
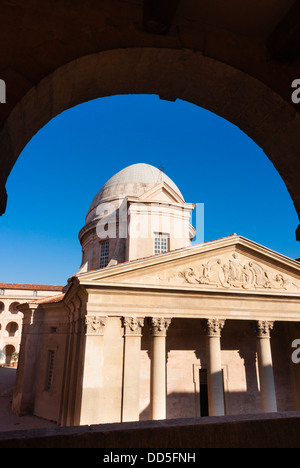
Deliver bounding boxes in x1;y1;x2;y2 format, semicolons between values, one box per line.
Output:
139;319;295;420
139;390;263;421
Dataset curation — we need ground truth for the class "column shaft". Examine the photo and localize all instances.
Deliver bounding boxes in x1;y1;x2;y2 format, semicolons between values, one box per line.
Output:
255;321;277;413
149;318;171;420
122;317;144;422
202;319;225;417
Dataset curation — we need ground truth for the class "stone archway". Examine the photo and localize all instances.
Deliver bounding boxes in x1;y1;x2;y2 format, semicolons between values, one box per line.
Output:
1;47;300;237
5;322;19;338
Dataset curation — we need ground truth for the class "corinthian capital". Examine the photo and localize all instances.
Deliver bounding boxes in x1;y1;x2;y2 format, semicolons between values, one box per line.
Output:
123;317;144;336
202;319;225;337
253;321;274;339
85;316;107;336
149;317;172;337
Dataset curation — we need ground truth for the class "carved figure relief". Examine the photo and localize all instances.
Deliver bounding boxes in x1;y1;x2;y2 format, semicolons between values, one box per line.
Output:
167;253;299;292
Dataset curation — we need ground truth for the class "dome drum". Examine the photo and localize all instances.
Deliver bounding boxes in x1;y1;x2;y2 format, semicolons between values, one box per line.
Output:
77;164;196;274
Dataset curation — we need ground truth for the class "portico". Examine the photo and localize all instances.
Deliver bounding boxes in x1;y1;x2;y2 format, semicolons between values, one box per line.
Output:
90;315;281;422
48;234;299;425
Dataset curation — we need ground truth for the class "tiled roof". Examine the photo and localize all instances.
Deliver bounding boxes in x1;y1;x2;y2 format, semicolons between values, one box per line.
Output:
31;293;65;304
0;283;64;291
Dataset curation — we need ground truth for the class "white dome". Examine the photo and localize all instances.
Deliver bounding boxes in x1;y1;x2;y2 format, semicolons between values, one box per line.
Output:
86;163;184;223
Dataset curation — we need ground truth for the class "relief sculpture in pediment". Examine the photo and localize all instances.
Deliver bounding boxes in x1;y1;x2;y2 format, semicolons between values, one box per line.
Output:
168;253;299;292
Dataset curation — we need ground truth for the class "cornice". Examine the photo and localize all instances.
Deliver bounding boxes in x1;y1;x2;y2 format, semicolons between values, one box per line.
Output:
76;235;300;284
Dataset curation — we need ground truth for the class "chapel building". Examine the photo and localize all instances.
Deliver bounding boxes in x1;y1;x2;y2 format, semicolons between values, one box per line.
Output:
13;163;300;426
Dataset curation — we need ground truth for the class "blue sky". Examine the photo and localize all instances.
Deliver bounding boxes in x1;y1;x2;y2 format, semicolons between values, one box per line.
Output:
0;94;299;285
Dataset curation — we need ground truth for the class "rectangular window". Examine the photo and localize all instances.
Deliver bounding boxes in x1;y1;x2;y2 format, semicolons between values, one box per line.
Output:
100;240;109;268
45;350;55;391
154;233;169;255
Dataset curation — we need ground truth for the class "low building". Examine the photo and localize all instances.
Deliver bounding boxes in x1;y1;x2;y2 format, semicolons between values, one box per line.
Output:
0;284;63;366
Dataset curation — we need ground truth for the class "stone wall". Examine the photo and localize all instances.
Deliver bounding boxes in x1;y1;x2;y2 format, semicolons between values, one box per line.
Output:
1;412;300;448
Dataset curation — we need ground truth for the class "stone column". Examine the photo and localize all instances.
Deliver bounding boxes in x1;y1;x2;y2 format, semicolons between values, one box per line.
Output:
149;317;171;420
122;317;144;422
254;320;277;413
79;316;107;425
202;319;226;417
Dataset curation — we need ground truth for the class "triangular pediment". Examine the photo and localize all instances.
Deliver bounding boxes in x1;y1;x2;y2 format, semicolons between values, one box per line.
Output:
78;236;300;295
138;181;186;205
